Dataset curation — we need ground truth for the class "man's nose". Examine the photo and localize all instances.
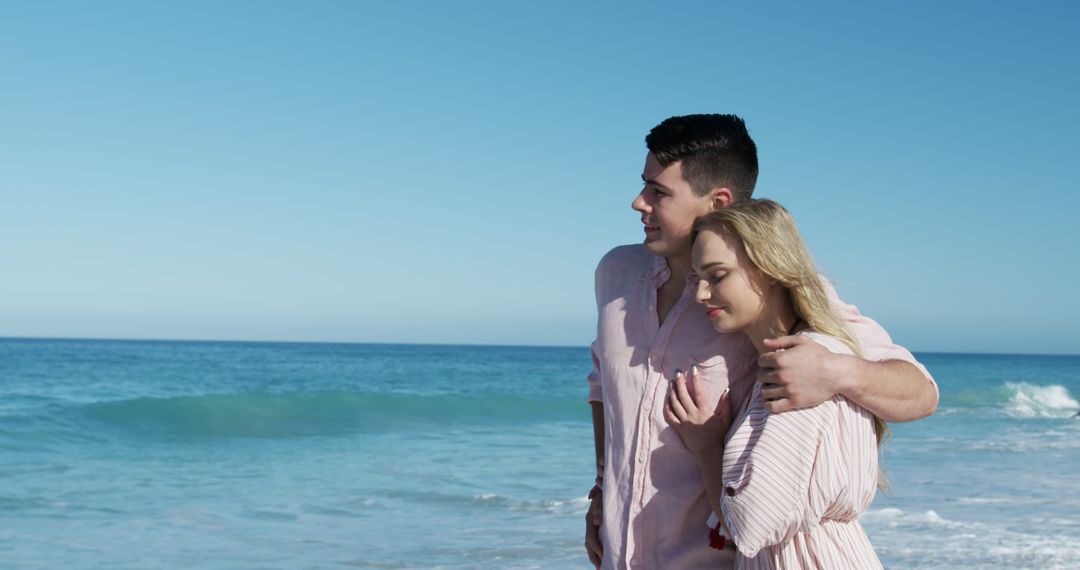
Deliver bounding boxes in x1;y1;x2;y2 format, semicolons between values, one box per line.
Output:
631;191;648;213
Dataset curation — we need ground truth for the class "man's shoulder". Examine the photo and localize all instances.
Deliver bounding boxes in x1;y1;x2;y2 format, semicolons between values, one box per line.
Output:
800;330;856;356
592;244;654;305
596;244;653;273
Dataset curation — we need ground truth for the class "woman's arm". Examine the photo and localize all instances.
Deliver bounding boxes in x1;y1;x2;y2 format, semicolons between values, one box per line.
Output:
718;387;836;558
663;368;733;518
666;367;840;558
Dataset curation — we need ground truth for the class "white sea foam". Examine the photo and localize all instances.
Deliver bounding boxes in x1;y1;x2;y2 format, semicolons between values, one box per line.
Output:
1004;382;1079;418
537;496;591;514
968;422;1080;452
866;507;1080;568
468;493;591;515
953;496;1012;505
983;536;1080;569
864;508;966;529
868;507;904;518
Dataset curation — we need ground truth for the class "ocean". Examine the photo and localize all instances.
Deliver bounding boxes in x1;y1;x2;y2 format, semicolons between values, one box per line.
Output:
1;338;1077;569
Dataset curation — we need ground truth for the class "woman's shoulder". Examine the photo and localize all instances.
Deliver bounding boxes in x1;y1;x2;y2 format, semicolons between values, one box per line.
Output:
798;330;856;356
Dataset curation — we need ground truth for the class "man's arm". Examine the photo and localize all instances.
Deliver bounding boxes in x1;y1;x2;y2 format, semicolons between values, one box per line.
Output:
755;279;939;423
584;335;605;567
585;402;605;568
591;401;605;479
758;335;937;422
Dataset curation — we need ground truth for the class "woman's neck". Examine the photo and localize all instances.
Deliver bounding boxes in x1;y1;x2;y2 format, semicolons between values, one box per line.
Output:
746;292;801;355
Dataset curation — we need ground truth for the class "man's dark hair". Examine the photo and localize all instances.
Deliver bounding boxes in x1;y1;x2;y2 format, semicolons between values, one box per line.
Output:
646;114;758;202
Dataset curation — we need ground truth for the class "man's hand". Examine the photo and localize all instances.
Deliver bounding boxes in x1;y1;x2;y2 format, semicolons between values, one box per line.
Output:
757;335;850;413
663;367;733;455
585;485;603;568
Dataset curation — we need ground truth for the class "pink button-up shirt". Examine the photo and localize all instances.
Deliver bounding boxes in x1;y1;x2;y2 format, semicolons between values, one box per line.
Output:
587;244;935;570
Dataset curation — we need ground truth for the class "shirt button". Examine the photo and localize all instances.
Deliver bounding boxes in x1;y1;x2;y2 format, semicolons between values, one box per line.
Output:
637;454;646;463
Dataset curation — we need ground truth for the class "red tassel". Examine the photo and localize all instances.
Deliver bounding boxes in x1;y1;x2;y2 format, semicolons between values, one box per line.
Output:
708;525;726;550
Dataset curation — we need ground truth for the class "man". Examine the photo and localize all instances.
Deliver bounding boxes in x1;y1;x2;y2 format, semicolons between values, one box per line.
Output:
584;114;938;569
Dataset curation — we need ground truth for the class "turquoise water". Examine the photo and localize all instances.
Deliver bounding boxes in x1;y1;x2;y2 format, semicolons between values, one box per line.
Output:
1;339;1078;569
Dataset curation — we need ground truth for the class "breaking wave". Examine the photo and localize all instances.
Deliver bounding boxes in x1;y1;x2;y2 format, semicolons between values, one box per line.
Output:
74;390;586;438
1003;382;1079;418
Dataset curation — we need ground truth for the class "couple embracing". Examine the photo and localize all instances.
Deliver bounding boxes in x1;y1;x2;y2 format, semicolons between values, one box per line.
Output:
584;115;938;569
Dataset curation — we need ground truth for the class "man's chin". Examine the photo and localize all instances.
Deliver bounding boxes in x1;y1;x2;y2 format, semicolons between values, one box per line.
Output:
643;239;691;259
642;239;666;256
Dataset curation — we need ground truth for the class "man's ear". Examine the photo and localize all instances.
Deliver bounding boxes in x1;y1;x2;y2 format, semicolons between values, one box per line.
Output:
710;187;734;210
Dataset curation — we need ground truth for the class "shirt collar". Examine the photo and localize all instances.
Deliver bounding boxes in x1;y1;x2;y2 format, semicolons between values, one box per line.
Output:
640;254;668;281
640;254;700;291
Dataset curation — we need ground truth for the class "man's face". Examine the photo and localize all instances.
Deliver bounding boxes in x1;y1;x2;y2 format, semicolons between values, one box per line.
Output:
631;153;717;259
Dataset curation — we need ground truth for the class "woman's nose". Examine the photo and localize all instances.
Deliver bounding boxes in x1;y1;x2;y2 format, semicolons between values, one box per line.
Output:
694;279;709;304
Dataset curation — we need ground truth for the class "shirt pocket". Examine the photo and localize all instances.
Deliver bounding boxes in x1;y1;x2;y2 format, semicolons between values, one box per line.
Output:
689;352;728;379
684;352;730;413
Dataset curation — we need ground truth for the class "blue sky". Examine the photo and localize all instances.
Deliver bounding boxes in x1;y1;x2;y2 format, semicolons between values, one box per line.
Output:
1;1;1077;354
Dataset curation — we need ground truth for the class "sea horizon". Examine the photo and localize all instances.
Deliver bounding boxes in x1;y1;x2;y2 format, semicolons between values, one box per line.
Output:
2;335;1077;358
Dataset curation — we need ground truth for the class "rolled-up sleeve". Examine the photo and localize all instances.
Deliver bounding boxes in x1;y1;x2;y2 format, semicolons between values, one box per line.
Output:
587;250;615;404
587;341;603;403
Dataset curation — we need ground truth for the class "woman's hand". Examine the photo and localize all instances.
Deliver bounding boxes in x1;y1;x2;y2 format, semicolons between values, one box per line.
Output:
664;366;733;455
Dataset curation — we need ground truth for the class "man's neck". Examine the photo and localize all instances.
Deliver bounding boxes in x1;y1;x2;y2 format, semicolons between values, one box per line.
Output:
664;253;692;285
656;253;692;325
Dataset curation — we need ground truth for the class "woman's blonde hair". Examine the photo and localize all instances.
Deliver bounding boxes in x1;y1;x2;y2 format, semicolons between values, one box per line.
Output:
692;199;891;455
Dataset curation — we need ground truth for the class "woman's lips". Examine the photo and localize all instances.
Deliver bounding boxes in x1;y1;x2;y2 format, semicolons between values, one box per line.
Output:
705;307;724;319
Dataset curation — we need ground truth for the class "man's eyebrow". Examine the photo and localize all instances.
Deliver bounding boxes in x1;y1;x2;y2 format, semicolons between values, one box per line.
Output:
641;175;670;189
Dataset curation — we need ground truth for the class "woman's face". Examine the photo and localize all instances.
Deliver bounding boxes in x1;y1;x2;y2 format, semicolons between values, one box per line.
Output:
691;225;773;333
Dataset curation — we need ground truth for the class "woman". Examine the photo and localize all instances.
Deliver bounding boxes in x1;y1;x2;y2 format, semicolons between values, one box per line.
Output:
664;199;886;569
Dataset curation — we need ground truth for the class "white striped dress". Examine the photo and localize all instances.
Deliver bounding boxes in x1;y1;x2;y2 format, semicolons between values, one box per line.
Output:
711;331;883;569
